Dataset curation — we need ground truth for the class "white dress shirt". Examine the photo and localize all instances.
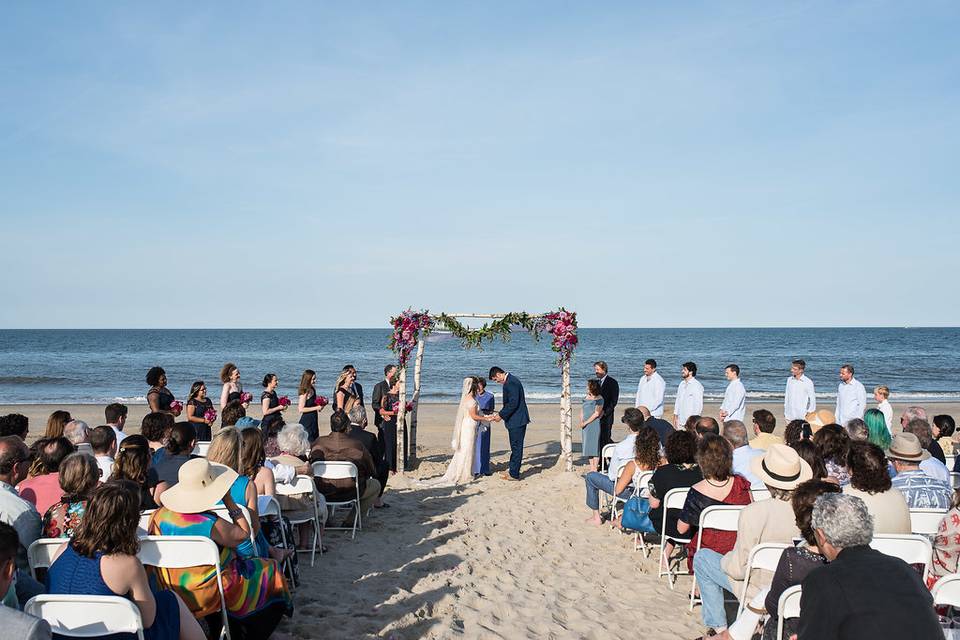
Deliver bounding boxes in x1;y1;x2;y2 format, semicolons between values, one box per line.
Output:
877;399;893;434
784;374;817;421
674;377;704;425
835;377;867;426
607;432;638;482
720;378;746;422
109;425;126;446
95;455;114;481
635;371;666;418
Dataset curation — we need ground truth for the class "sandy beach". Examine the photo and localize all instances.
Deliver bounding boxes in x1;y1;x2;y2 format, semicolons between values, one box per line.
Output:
8;400;959;638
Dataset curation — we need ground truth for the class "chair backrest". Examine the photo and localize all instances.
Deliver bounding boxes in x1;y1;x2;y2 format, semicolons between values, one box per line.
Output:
209;505;256;545
276;474;315;496
661;487;691;542
25;594;145;640
738;542;789;616
695;505;744;550
750;487;771;501
932;573;960;607
75;443;94;456
951;472;960;490
870;534;933;582
258;495;282;519
311;460;358;481
947;454;956;470
909;508;947;536
192;441;211;457
634;471;654;497
27;538;67;578
776;585;803;639
600;444;616;470
137;509;156;536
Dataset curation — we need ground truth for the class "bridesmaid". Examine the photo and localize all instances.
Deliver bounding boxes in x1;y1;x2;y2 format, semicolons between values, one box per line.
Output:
580;378;604;472
260;374;287;456
219;362;245;409
297;370;326;443
146;367;181;417
185;381;215;441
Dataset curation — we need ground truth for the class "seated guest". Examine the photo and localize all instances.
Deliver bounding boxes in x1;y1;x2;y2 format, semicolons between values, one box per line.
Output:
843;441;910;534
43;411;71;439
722;420;764;488
694;416;720;439
112;435;164;510
638;405;673;448
797;493;941;638
152;422;197;489
0;436;43;605
691;445;809;636
47;481;204;640
41;452;99;538
902;418;950;481
63;420;90;447
607;408;646;486
309;410;380;517
0;414;29;440
748;409;782;450
844;418;868;442
0;522;51;640
681;414;701;437
934;414;956;457
272;424;312;475
902;407;946;463
583;425;658;526
888;432;952;509
647;430;702;556
89;425;117;481
863;408;891;450
105;402;128;446
677;435;752;572
272;424;326;550
207;428;271;560
345;413;389;509
720;479;840;640
790;440;828;480
812;424;851;485
782;419;806;447
932;487;960;586
148;459;292;638
141;412;175;464
18;437;73;515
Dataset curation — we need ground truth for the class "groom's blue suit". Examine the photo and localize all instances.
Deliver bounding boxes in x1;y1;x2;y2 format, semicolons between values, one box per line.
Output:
498;373;530;479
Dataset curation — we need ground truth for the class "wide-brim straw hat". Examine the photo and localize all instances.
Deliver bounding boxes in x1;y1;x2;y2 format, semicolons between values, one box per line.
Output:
886;432;931;463
159;458;237;514
805;409;836;434
751;444;813;490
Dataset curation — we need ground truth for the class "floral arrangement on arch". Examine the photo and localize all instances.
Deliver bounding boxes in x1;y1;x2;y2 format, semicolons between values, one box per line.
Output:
389;309;436;368
535;308;578;366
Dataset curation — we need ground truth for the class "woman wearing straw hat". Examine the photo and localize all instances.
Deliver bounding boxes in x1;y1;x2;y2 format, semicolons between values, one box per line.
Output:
147;458;292;639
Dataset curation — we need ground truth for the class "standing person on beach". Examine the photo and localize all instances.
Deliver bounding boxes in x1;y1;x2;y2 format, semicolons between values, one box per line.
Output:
146;367;181;417
579;379;604;472
219;362;246;409
336;364;365;411
835;364;867;427
297;370;326;443
184;381;214;441
873;385;893;434
104;403;127;446
784;359;816;421
634;359;665;418
594;361;619;450
260;374;287;454
371;365;397;432
674;361;704;428
489;367;530;481
473;378;494;478
719;364;746;423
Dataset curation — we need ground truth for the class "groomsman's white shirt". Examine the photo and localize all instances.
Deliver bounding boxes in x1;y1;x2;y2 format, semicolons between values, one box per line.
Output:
835;377;867;426
674;377;704;425
720;378;747;422
877;399;894;434
635;371;666;418
784;374;817;421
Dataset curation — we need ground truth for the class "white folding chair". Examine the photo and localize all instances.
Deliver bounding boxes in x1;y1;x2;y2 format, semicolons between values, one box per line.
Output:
776;584;803;640
603;460;630;517
25;594;145;640
750;487;771;501
27;538;67;579
951;472;960;490
657;487;692;588
137;509;156;537
311;461;361;540
909;508;947;536
947;454;956;471
870;533;933;583
192;441;211;457
276;474;323;566
737;543;789;616
688;505;745;611
138;535;231;640
209;504;257;547
258;495;296;585
75;443;94;456
932;573;960;607
599;443;616;473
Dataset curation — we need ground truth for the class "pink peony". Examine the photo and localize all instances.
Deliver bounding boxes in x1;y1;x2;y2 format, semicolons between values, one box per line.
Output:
315;395;329;408
239;391;253;404
169;400;183;413
278;396;291;407
204;408;218;422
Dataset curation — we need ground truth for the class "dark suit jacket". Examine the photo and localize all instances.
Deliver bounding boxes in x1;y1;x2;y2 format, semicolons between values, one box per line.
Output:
308;432;376;501
371;380;389;427
646;417;674;447
797;545;940;640
347;425;384;468
498;373;530;430
598;375;619;428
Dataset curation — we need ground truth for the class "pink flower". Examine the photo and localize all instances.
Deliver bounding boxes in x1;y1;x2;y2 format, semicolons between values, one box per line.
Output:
239;391;253;404
169;400;183;413
278;396;291;407
203;408;218;422
315;395;329;408
406;401;414;412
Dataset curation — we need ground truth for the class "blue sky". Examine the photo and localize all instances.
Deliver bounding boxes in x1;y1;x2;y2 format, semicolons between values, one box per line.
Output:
1;2;958;328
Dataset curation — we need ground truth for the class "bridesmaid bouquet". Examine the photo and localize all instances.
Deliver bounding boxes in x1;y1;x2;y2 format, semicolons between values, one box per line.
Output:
169;400;183;413
204;408;218;422
278;396;292;407
314;396;329;408
392;401;415;412
239;391;253;404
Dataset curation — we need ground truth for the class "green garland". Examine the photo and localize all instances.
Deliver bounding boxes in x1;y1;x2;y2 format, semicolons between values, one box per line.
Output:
432;312;542;350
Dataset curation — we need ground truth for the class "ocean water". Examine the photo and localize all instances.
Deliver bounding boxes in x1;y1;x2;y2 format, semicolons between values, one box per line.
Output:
0;328;958;405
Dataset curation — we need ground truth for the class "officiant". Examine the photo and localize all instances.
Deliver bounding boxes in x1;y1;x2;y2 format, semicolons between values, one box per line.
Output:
473;377;494;477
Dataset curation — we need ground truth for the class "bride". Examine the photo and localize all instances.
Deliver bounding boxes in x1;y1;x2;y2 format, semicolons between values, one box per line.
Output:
426;376;498;486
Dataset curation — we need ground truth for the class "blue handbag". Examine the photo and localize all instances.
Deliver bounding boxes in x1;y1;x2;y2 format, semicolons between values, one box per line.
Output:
620;495;655;533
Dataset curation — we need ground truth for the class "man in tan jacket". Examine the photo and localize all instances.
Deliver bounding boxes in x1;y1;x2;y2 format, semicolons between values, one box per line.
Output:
691;445;811;635
309;410;380;517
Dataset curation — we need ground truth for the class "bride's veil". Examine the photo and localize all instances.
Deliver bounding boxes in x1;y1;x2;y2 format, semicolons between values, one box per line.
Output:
451;377;473;450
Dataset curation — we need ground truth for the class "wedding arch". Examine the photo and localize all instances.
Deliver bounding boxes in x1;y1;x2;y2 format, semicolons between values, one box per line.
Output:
387;309;579;473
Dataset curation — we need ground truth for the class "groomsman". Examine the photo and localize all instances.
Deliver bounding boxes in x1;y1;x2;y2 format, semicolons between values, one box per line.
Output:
674;361;704;427
594;361;619;450
784;359;816;421
371;364;397;428
719;364;746;423
473;378;495;478
634;359;665;418
835;363;867;426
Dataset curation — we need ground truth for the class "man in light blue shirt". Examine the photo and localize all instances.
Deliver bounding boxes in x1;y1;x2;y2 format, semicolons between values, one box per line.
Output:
722;420;764;488
889;433;952;510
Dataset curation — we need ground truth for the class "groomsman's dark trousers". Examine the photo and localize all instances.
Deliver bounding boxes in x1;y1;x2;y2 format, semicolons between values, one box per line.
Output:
507;424;527;479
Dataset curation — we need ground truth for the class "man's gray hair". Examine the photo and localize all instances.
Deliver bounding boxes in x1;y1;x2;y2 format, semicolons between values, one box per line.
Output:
845;418;868;441
902;406;928;423
722;420;749;448
903;419;933;448
63;420;90;445
276;423;311;457
812;493;873;549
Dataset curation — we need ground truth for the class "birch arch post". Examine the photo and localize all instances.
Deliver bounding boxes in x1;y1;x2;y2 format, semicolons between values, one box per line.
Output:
387;309;579;473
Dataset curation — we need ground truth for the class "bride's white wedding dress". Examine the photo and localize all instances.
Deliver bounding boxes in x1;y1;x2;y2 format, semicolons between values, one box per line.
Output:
425;378;479;486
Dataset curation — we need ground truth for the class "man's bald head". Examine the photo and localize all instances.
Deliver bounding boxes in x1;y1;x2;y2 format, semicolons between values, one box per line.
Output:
637;406;651;419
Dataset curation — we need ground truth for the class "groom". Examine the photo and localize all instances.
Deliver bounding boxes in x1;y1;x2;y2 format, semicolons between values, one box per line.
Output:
489;366;530;481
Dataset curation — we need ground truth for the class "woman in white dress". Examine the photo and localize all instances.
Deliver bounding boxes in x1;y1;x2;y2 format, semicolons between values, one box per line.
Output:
429;377;499;486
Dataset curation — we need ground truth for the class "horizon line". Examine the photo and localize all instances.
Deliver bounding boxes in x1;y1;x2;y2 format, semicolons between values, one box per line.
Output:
0;325;957;331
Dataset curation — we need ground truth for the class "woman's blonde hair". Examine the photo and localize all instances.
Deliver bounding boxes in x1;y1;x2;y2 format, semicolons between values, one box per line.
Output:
334;371;357;413
207;426;242;472
874;385;890;399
